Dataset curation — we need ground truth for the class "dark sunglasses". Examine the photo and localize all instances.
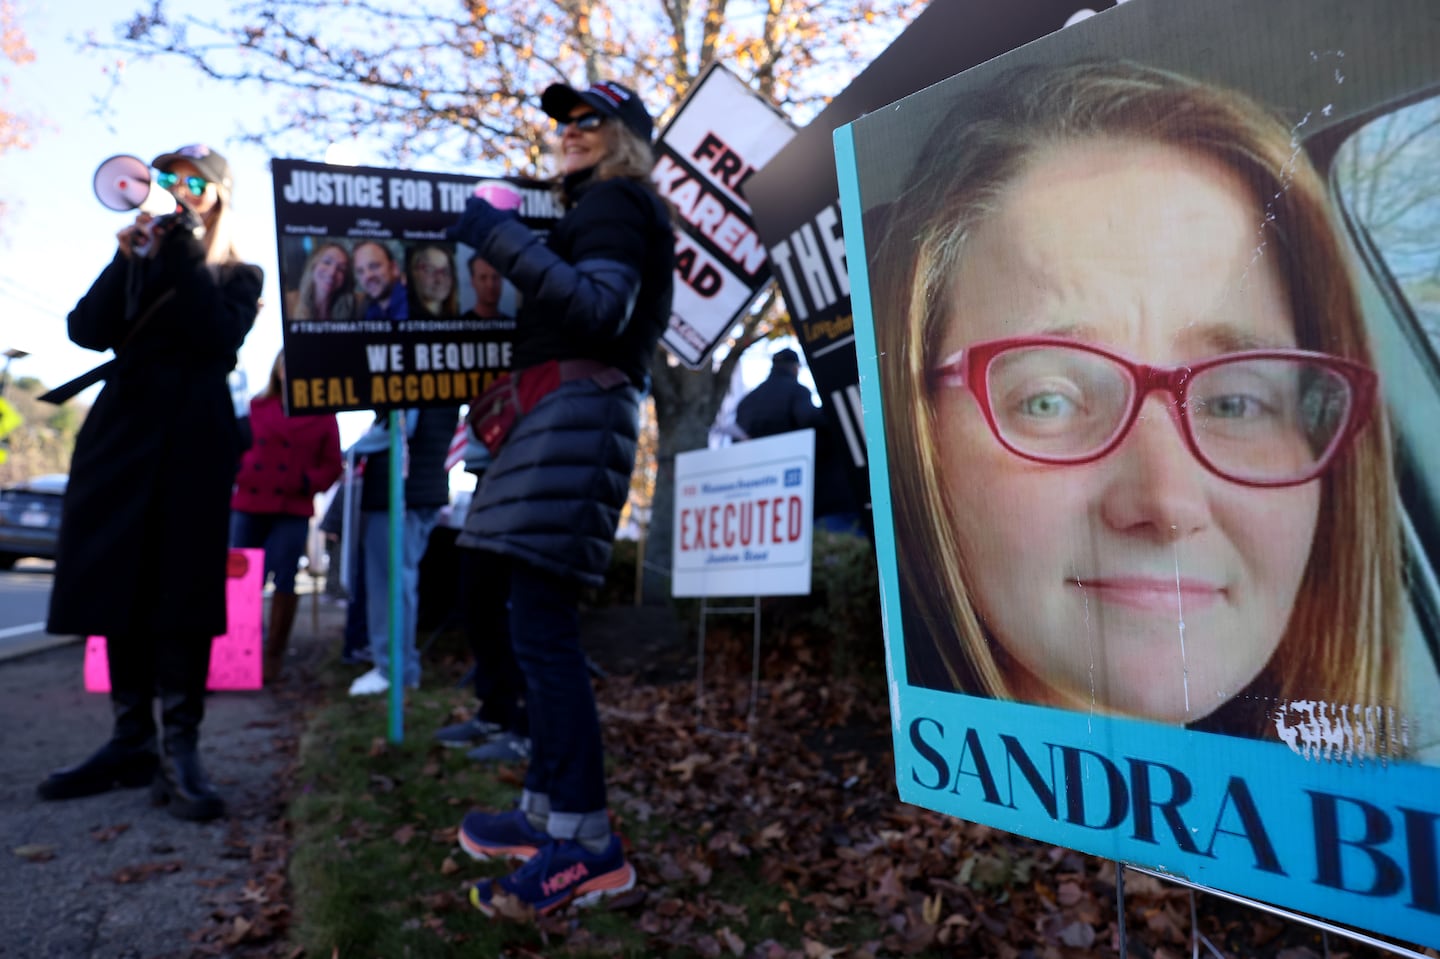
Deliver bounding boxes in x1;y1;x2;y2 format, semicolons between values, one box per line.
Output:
559;113;606;133
155;170;209;198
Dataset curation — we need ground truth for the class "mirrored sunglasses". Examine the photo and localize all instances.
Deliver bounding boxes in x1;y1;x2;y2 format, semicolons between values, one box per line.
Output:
559;113;607;133
155;171;209;198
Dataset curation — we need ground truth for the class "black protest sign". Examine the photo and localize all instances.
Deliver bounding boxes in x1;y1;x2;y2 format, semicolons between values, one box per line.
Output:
651;63;796;369
272;159;561;414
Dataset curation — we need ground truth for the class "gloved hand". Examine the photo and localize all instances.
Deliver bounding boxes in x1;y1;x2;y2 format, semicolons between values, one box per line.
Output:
445;195;518;249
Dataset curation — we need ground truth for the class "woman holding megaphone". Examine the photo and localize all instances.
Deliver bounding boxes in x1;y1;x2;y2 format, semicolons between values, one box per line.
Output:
38;144;262;822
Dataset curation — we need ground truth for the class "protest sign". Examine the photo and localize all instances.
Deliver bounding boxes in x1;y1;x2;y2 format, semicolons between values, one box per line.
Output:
86;548;266;691
837;0;1440;946
652;63;796;369
272;160;561;414
744;0;1119;509
672;430;814;597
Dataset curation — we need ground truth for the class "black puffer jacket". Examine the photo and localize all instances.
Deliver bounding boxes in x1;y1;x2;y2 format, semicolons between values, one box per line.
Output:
457;168;674;585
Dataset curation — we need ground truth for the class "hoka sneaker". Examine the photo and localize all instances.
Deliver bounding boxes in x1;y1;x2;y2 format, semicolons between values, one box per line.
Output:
458;808;552;862
469;834;635;917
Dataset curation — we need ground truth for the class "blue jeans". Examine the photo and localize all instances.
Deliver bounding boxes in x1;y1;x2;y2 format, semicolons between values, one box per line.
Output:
510;561;606;820
229;512;310;593
360;506;441;686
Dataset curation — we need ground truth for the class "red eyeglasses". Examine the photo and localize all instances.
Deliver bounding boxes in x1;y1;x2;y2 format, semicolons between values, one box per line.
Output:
930;336;1377;488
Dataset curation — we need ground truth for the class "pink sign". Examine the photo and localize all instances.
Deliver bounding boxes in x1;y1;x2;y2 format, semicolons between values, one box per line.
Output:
84;548;265;692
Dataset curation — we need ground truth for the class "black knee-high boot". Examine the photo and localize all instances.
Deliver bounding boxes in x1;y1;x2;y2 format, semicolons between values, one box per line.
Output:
151;634;225;822
37;636;158;801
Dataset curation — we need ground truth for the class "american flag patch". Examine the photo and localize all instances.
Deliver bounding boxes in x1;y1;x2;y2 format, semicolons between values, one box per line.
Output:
589;82;630;106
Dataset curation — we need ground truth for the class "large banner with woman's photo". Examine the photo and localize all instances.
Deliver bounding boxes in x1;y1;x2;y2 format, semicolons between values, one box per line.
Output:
271;160;561;414
838;0;1440;947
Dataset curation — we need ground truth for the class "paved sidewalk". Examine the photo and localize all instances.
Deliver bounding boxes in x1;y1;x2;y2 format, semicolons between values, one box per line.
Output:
0;592;348;959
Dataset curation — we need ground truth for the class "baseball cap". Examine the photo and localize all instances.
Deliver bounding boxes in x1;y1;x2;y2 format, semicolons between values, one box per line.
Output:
541;80;654;143
151;144;234;192
773;348;801;365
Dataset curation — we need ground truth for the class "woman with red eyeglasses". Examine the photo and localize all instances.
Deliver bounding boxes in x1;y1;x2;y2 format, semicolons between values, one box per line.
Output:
870;62;1405;749
39;144;263;820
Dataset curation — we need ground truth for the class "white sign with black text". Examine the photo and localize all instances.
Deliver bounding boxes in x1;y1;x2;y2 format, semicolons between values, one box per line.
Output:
672;430;815;598
652;63;797;369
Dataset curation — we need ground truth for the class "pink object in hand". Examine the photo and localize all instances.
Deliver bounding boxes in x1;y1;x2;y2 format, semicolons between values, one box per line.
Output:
473;179;524;212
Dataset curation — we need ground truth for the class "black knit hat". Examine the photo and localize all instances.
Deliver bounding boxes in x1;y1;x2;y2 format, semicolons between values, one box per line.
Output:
541;80;654;143
151;143;234;192
773;348;801;366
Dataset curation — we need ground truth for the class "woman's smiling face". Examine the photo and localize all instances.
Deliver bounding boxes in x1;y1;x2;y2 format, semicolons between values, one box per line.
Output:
932;139;1320;722
311;248;348;294
559;107;607;175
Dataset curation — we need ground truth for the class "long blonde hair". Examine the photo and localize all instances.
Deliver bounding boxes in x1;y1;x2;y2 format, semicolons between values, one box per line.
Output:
871;60;1401;739
293;242;350;319
200;181;241;267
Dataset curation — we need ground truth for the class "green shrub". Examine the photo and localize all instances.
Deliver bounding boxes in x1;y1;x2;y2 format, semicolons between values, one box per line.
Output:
767;527;884;676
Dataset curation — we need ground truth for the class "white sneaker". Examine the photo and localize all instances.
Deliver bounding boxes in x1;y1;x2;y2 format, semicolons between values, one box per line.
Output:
348;668;391;696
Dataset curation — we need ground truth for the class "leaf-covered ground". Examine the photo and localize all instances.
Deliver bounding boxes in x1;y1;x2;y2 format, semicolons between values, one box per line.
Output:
206;613;1426;958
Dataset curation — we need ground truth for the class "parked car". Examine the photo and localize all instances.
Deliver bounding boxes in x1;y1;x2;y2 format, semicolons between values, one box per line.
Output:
0;473;66;568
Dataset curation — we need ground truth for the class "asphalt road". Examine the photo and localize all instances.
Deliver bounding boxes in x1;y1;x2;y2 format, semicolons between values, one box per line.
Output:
0;598;349;958
0;560;70;661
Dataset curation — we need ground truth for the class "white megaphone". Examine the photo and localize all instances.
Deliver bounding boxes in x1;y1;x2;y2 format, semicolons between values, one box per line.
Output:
92;154;177;216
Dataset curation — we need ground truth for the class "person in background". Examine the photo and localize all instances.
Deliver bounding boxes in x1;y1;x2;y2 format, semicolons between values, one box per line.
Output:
433;254;528;761
229;349;342;681
346;404;460;696
287;241;354;321
353;240;408;323
447;78;674;916
317;482;350;601
408;244;459;317
319;472;372;664
39;143;262;822
736;348;864;535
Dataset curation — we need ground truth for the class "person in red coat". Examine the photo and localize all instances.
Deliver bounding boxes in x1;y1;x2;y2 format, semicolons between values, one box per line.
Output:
230;350;342;679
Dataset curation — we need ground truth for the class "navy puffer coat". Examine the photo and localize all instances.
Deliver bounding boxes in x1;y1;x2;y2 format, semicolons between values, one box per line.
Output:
457;168;674;586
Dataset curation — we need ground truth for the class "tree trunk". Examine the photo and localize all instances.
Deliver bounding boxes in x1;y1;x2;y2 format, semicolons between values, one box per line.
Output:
644;348;732;602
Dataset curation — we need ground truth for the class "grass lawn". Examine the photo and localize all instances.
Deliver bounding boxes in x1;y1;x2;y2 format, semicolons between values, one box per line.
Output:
282;635;1412;959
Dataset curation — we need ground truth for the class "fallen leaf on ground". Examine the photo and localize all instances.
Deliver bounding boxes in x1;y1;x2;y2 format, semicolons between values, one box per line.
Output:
89;824;131;844
13;844;55;862
111;859;183;883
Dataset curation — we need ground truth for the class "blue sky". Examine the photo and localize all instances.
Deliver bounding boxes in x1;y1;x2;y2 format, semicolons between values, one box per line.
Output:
0;1;391;444
0;1;814;455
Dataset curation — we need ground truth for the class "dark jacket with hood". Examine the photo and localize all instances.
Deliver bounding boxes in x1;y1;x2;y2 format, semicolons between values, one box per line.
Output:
49;231;262;638
456;168;674;585
736;368;860;521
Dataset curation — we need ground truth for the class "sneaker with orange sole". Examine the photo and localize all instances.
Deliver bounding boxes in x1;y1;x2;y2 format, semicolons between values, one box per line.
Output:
458;808;551;862
469;834;635;917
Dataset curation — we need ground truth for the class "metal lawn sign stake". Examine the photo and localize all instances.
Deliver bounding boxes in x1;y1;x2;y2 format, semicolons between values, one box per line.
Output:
671;430;817;736
694;595;763;737
1121;863;1432;959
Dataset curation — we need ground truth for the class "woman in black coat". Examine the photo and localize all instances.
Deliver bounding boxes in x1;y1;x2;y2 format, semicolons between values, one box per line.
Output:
38;145;262;822
446;80;674;914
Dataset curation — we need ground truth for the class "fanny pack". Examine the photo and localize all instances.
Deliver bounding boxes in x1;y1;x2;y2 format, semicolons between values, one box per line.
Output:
467;359;630;455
